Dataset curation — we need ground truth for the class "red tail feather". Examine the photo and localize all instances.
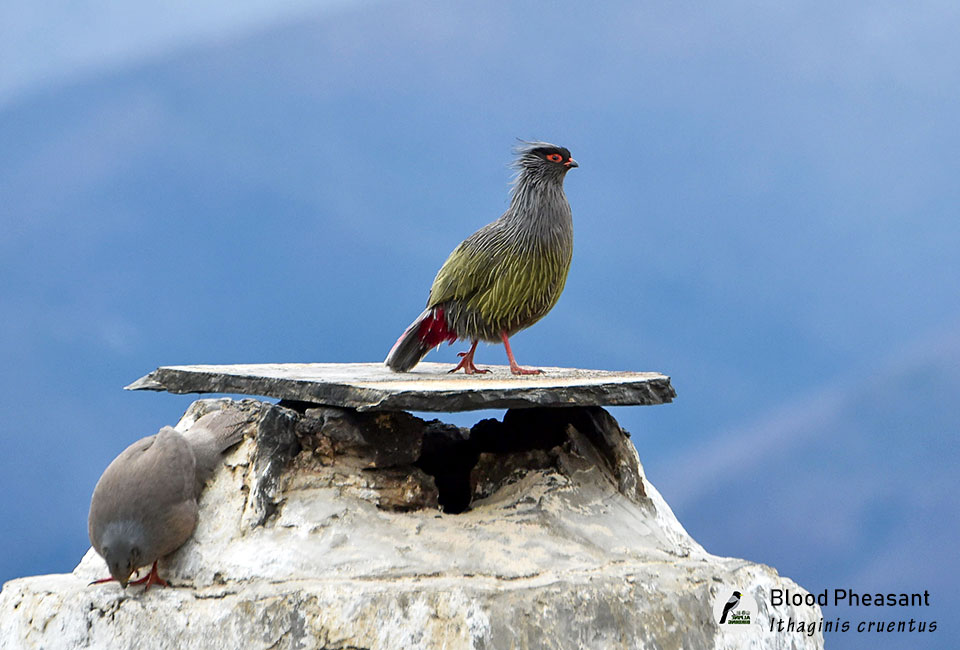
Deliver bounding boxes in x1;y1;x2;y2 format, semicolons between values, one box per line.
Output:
385;305;458;372
418;306;457;348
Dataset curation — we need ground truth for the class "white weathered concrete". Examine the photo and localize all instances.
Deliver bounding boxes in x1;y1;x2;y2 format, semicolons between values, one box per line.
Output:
0;399;821;650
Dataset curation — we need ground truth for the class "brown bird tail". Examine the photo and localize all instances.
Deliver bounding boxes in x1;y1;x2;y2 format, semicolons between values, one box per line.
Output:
385;306;457;372
191;408;251;451
185;407;255;489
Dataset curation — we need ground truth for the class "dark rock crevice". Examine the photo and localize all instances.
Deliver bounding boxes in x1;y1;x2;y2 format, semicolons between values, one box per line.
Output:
256;401;645;517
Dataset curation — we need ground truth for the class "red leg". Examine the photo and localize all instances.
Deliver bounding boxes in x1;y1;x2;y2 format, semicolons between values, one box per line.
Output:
127;561;169;591
89;562;168;591
500;332;542;375
448;340;489;374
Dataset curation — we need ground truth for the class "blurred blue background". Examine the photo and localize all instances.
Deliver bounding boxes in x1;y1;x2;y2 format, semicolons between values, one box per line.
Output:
1;1;957;647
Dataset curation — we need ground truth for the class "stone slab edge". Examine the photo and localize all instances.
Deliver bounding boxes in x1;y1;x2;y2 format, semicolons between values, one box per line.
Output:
125;363;677;412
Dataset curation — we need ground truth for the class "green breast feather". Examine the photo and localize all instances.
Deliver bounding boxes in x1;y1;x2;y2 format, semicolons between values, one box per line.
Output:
428;225;573;339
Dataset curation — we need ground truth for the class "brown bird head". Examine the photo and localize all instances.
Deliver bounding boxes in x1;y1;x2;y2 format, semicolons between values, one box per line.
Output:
98;523;145;588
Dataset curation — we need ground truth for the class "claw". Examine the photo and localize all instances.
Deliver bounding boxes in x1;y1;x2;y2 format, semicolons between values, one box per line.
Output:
448;340;489;374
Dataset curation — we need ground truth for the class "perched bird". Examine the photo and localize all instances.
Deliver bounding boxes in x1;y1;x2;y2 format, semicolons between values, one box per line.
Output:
719;590;742;624
88;408;250;590
386;141;578;375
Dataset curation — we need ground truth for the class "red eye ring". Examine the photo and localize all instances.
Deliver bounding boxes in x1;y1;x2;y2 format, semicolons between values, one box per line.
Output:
546;153;564;163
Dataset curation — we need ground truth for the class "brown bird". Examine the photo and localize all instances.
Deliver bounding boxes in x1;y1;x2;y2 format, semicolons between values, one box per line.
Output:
385;141;577;375
88;408;249;590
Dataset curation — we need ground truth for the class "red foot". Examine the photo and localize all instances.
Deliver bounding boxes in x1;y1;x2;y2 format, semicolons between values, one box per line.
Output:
89;560;168;591
128;561;168;591
448;340;489;375
509;363;543;376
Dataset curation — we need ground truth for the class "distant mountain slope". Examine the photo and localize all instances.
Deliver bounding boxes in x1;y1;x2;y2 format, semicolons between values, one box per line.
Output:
0;0;357;106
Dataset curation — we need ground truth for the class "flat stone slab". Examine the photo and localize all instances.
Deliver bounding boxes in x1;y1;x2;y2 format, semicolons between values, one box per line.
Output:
125;362;676;412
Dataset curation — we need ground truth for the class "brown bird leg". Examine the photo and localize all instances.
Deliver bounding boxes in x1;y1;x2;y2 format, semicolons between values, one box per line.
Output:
448;340;489;374
500;331;542;375
126;560;168;591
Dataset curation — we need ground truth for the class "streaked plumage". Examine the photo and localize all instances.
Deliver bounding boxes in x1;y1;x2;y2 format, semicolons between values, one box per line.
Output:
386;141;577;375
